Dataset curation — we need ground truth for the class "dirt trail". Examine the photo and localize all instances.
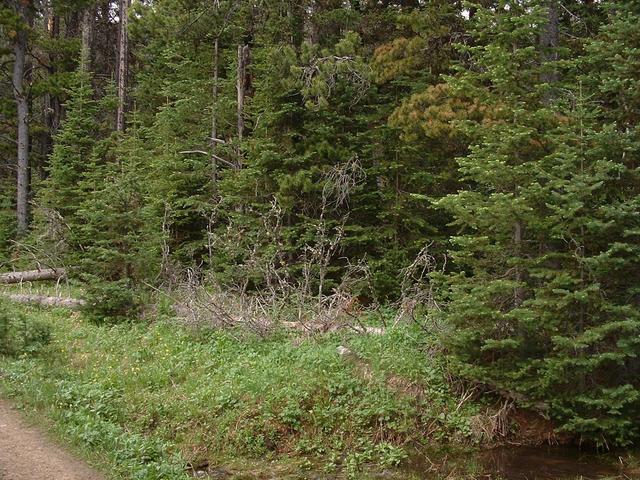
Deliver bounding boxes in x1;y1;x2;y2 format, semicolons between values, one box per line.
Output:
0;400;105;480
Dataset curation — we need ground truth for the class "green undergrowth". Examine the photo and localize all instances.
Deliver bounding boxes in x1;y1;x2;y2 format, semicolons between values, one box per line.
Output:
0;305;479;479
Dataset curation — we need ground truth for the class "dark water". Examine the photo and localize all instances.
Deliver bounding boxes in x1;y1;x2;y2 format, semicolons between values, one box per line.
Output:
403;446;626;480
477;446;621;480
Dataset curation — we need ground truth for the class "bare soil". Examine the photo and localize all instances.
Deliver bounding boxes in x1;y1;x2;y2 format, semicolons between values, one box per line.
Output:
0;400;104;480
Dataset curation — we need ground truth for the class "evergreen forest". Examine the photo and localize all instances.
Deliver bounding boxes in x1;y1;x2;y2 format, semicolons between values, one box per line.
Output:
1;0;640;478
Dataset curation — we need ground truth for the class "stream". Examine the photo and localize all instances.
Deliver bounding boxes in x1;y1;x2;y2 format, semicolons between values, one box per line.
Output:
399;445;633;480
476;445;623;480
192;445;636;479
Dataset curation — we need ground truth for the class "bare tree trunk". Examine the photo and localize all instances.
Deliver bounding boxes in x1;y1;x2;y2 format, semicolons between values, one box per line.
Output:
211;37;219;190
65;8;80;38
40;2;59;179
236;44;246;141
80;7;92;72
304;0;319;44
40;100;52;180
236;44;249;169
12;1;31;237
49;12;62;134
116;0;129;131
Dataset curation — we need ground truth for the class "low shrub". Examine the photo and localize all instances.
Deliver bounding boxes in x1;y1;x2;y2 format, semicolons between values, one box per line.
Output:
0;300;51;355
82;279;140;324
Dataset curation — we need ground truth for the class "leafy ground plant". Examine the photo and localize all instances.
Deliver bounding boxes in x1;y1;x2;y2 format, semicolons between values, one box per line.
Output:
0;305;481;479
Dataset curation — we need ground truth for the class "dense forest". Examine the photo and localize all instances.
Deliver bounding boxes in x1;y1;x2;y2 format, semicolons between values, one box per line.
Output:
1;0;640;475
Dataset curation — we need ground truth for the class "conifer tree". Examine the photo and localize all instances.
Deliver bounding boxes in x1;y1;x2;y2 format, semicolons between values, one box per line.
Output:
42;70;98;223
439;0;640;445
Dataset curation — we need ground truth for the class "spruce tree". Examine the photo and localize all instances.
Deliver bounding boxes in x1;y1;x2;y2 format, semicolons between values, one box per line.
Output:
438;0;640;445
42;70;98;223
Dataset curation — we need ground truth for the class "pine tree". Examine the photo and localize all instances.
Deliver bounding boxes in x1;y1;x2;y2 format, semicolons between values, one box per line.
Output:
42;70;98;223
72;127;150;322
438;0;640;445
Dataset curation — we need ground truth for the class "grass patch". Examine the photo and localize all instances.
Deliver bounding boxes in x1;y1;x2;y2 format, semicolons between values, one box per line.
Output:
0;305;479;479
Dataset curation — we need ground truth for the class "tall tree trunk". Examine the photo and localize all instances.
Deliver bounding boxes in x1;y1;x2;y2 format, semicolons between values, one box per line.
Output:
236;44;249;141
539;1;559;98
510;0;560;307
39;3;51;180
80;7;92;72
40;92;52;180
65;9;80;38
211;37;219;191
304;0;319;44
12;1;31;237
513;219;524;307
116;0;129;132
236;44;249;169
40;2;59;179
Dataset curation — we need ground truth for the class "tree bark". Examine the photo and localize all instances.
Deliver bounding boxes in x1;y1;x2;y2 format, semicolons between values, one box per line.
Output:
116;0;129;132
539;1;559;99
513;219;524;307
303;0;319;45
65;9;80;38
510;1;560;307
40;2;59;179
0;268;66;284
211;37;219;190
80;6;92;72
3;294;84;309
12;1;31;237
236;44;249;169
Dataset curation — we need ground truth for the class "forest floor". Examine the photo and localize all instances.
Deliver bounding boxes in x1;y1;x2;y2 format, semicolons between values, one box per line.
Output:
1;304;638;479
0;305;479;479
0;399;104;480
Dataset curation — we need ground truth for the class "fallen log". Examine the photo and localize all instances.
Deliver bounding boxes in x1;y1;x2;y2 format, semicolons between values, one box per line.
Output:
3;294;85;309
281;321;385;335
0;268;66;284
